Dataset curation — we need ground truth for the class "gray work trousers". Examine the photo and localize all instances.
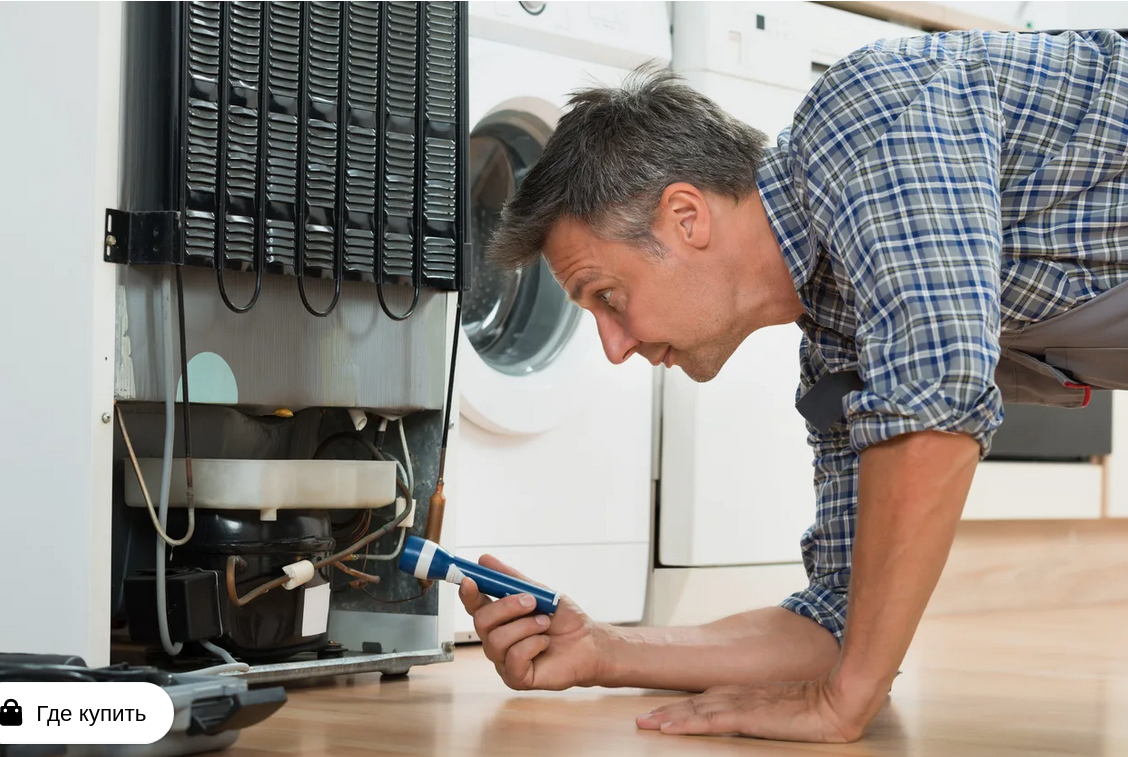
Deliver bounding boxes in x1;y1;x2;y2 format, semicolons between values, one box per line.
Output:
798;277;1128;432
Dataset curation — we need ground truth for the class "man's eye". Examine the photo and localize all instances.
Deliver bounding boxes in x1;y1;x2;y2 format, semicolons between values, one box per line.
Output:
598;290;612;305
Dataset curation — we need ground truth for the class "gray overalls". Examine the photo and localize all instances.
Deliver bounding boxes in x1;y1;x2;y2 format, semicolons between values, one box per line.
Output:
797;278;1128;433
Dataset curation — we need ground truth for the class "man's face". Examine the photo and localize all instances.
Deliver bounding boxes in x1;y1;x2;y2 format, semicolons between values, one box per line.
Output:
542;216;746;382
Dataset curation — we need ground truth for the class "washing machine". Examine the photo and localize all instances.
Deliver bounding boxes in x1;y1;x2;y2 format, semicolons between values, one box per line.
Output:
452;1;672;640
647;2;923;627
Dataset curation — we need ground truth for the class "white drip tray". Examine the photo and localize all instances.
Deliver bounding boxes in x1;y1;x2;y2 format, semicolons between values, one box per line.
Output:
123;458;398;520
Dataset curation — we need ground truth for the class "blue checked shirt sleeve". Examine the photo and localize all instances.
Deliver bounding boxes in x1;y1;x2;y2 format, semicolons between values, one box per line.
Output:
779;353;858;641
829;58;1006;456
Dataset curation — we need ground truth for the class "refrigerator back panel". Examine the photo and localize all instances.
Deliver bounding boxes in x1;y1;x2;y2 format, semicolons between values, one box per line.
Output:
110;1;469;411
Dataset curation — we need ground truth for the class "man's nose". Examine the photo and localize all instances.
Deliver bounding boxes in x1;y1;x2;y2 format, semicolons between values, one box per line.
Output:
594;312;639;365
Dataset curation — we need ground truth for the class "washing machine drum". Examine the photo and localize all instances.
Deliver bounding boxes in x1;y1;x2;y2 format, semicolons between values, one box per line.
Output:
464;114;580;377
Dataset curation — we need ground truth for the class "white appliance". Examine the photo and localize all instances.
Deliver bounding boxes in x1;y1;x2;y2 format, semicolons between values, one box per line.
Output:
648;2;923;627
452;2;672;640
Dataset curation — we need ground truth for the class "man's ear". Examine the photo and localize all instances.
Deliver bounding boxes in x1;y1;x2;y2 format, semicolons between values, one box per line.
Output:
660;183;711;250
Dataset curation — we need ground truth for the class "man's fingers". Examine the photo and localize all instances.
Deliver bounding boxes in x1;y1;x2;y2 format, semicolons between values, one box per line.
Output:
472;592;539;638
637;693;733;732
458;577;491;615
503;633;552;689
637;700;695;731
482;614;551;665
658;710;742;736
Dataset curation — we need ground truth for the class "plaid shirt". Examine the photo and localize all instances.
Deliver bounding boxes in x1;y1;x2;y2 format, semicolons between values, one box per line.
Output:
755;29;1128;640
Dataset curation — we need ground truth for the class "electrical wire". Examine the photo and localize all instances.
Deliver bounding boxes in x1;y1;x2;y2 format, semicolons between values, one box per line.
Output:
199;639;239;666
312;430;384;461
376;448;410;504
375;415;389;449
312;431;409;559
157;271;186;659
361;584;428;605
359;527;406;563
196;640;248;675
396;417;415;493
437;290;462;484
175;267;196;512
190;662;250;676
417;290;461;553
115;405;194;547
225;477;413;607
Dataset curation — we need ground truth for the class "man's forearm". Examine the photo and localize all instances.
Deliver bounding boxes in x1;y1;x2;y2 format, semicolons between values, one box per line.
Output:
594;605;840;692
588;429;977;698
831;429;980;717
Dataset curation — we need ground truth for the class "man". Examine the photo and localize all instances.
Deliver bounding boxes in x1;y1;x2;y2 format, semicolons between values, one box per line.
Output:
458;29;1128;743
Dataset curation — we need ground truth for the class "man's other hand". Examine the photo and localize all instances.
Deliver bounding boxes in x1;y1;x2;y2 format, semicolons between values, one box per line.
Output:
635;674;877;743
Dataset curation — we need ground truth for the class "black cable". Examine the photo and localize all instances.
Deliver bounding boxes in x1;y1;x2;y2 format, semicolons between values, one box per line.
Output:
436;289;463;483
440;290;462;455
362;584;429;605
175;267;195;506
0;664;173;685
312;431;385;461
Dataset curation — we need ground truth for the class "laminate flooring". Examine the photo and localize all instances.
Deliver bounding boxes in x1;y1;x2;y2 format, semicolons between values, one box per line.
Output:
228;603;1128;756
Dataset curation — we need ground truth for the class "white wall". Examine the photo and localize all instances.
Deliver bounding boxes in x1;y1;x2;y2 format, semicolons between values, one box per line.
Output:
938;1;1128;30
0;2;121;666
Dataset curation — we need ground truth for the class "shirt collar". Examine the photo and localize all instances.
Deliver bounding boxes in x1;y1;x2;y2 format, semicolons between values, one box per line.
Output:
755;134;819;292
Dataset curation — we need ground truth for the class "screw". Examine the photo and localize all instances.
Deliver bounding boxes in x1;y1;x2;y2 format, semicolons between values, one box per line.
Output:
106;234;118;247
102;413;112;424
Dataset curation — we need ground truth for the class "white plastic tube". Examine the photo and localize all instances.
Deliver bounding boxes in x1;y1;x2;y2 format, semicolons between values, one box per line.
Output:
156;271;183;658
348;409;368;432
282;559;316;590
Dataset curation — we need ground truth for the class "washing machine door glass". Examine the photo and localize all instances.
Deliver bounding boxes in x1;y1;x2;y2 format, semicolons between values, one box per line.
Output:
465;112;580;376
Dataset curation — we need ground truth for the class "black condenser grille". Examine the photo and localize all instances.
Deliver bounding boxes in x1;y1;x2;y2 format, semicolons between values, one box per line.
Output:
113;1;469;317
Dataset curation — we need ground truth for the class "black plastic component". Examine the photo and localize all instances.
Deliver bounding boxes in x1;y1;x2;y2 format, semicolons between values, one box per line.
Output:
795;369;865;433
167;509;335;662
186;687;288;737
0;653;88;668
124;569;224;645
0;746;67;757
987;392;1114;461
104;209;182;265
112;1;471;316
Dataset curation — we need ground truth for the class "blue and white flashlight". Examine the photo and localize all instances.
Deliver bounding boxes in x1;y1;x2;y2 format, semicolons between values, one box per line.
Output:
399;535;560;615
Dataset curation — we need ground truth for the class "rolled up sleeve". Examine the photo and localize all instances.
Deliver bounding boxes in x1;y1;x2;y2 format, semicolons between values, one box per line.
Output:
831;60;1007;457
779;417;857;642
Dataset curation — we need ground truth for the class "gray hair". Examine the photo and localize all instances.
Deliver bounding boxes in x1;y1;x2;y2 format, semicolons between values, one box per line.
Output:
486;64;769;271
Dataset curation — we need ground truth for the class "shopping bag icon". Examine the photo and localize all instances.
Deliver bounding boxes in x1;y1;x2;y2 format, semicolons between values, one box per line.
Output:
0;699;21;726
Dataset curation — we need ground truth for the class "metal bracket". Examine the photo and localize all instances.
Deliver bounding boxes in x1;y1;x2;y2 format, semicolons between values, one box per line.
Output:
236;643;455;685
104;209;183;265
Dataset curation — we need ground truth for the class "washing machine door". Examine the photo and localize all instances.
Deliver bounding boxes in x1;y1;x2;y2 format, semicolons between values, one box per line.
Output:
459;108;594;436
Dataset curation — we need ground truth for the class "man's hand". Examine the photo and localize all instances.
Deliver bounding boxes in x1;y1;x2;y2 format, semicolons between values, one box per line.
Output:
635;674;876;743
459;556;842;695
458;555;610;691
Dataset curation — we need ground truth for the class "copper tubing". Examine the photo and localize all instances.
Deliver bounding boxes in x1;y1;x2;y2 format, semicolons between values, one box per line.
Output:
417;478;447;591
225;477;412;607
423;483;446;545
332;562;381;585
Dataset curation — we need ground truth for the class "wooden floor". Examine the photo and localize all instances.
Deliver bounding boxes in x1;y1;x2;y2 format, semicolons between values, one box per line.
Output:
229;603;1128;756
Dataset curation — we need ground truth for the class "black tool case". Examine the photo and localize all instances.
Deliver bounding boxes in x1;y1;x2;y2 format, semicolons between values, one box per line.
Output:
0;654;286;757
